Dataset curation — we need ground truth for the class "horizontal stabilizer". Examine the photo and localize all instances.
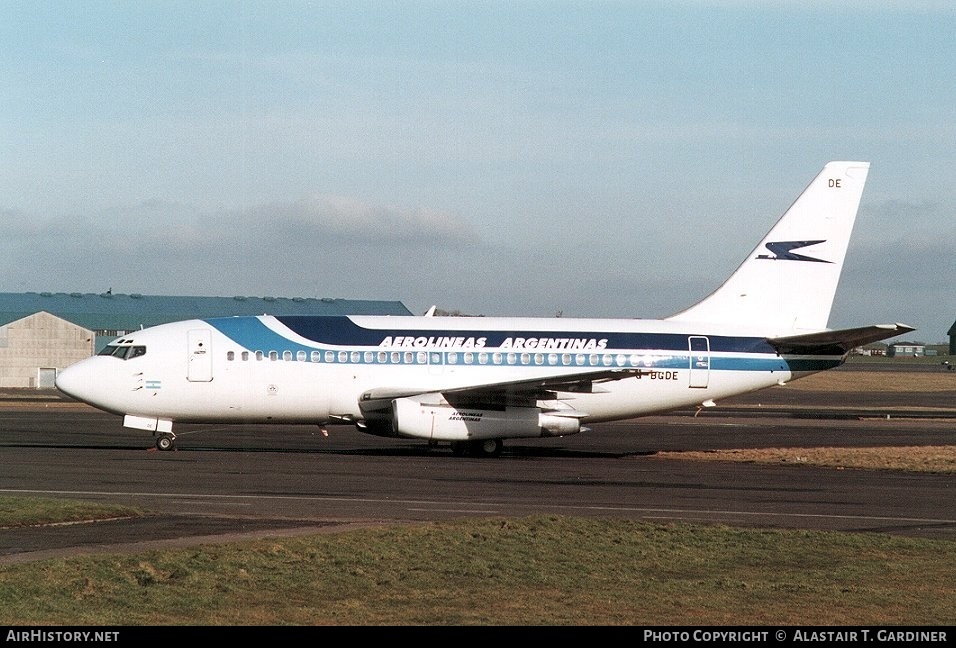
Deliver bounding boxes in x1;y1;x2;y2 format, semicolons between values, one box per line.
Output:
767;323;916;355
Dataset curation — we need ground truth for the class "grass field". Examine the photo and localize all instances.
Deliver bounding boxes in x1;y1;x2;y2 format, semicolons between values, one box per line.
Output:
1;515;954;625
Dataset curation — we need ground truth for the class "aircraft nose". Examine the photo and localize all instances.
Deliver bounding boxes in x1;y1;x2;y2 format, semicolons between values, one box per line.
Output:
55;360;94;401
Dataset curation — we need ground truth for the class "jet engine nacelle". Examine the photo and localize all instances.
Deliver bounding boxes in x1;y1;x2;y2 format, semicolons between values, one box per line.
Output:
391;397;581;441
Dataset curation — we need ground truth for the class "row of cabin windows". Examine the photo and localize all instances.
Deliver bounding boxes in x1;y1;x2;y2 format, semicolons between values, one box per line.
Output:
225;349;652;368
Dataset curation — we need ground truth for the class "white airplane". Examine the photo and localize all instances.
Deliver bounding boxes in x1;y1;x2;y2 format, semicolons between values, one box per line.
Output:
56;162;914;455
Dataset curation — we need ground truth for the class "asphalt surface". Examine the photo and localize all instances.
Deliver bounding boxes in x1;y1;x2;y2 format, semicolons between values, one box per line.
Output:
0;374;954;563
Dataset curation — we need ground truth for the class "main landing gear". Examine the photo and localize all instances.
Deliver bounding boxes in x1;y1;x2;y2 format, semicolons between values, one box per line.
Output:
155;432;176;451
449;438;503;458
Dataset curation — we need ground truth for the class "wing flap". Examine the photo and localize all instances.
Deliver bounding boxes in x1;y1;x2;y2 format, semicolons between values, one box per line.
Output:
359;367;646;415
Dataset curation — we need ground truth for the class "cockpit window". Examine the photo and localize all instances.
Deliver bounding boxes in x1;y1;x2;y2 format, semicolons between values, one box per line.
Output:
97;345;146;360
98;345;125;358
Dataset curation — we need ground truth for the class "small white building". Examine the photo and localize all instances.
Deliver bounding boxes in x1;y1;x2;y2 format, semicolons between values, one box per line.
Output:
0;311;94;388
886;341;926;358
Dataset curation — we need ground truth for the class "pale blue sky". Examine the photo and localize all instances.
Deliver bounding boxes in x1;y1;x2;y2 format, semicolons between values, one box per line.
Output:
1;1;953;341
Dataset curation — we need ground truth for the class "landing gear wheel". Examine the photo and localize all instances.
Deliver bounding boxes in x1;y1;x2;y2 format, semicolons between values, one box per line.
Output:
474;438;503;457
450;439;503;457
477;439;505;457
155;433;176;451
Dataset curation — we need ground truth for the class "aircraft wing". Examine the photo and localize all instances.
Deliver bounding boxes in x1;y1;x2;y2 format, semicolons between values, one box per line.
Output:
767;323;916;355
359;367;646;416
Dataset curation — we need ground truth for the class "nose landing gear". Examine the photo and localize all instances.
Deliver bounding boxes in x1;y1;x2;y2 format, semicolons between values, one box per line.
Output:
155;432;176;451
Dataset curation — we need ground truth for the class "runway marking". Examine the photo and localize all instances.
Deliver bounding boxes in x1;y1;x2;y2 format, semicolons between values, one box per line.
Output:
2;488;954;527
0;515;140;530
407;508;501;514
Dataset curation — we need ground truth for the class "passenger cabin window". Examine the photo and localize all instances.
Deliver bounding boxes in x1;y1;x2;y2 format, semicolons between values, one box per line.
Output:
227;351;235;361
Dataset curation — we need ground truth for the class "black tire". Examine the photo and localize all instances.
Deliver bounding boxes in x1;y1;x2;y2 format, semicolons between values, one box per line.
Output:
474;438;503;457
450;441;469;456
156;433;175;451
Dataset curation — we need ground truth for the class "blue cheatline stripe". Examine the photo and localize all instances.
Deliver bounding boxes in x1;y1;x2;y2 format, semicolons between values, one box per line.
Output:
207;317;317;356
204;317;840;374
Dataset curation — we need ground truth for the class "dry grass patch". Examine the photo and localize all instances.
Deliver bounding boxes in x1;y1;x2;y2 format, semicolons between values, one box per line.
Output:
656;446;956;473
786;371;955;393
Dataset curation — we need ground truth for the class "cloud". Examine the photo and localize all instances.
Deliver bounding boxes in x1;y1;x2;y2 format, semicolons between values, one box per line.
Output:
863;199;945;241
260;194;469;245
0;195;474;298
834;237;954;342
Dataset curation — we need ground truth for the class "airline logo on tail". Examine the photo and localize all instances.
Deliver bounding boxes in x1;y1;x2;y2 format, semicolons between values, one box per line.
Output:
756;240;832;263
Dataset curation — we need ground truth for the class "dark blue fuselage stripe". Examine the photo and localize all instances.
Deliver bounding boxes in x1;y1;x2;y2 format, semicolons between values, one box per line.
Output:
214;315;780;354
205;316;841;374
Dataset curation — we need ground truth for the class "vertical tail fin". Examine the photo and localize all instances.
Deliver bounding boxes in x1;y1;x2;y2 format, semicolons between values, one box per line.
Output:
666;161;870;334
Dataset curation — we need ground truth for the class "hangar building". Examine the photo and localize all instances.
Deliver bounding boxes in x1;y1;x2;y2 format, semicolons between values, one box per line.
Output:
0;292;412;389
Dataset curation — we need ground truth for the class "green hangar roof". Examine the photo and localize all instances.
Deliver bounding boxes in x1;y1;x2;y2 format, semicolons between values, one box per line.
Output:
0;292;413;331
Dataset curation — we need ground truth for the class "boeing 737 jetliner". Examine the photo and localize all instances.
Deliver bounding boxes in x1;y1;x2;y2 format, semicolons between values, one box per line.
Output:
56;162;914;455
